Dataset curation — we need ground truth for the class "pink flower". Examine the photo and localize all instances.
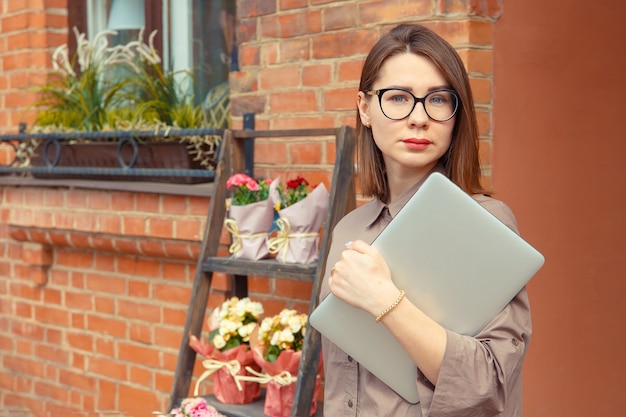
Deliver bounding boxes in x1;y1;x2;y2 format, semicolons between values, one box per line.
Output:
226;173;253;189
226;173;274;206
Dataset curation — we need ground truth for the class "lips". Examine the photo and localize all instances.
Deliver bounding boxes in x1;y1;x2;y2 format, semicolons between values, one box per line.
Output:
403;138;431;145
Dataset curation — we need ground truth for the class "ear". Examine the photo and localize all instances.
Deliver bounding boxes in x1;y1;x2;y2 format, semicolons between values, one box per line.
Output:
357;91;371;127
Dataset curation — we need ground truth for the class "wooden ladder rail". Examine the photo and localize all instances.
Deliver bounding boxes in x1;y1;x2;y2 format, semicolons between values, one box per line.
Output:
168;126;356;416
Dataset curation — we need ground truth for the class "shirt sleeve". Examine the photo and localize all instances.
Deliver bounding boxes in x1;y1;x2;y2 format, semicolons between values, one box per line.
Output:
418;197;532;416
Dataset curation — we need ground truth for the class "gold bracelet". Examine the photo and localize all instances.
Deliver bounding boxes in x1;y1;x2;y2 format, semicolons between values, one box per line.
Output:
375;290;405;323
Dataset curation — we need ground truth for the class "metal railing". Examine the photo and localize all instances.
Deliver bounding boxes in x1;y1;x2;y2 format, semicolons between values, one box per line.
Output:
0;125;228;182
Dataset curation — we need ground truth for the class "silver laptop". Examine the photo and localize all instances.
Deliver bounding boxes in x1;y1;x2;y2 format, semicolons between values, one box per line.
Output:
309;172;544;404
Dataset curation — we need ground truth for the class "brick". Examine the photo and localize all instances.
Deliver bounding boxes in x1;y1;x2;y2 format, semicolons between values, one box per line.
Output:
279;38;310;62
122;216;146;236
153;283;191;304
134;256;163;278
260;15;280;39
280;0;307;10
230;94;266;117
238;0;278;18
95;337;115;357
324;87;358;111
66;332;94;351
5;354;47;380
118;342;160;367
162;195;188;215
135;193;160;212
34;380;69;402
65;291;93;311
130;365;152;387
117;299;159;322
469;77;492;104
323;3;357;31
154;326;184;350
94;253;115;272
302;64;331;87
163;241;195;260
21;242;52;266
237;18;257;44
34;304;70;326
175;218;202;240
88;356;127;380
42;287;61;305
111;192;135;211
277;10;322;38
360;0;432;24
312;30;378;59
97;379;116;410
338;59;364;83
255;141;288;164
85;273;125;295
270;90;317;113
35;344;70;365
260;66;300;90
162;262;189;282
162;306;187;326
239;44;260;67
128;280;150;298
470;0;504;18
476;109;491;136
129;322;153;344
87;191;111;210
87;314;126;338
290;142;323;164
458;48;493;74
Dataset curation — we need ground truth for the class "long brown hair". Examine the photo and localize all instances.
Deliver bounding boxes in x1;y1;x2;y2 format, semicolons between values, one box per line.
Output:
357;24;486;201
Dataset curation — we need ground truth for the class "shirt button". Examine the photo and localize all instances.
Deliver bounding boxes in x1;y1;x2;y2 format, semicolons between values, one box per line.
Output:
347;356;353;362
348;399;353;408
512;338;519;346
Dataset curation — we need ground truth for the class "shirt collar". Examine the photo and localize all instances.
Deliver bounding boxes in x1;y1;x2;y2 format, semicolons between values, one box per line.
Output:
364;165;445;229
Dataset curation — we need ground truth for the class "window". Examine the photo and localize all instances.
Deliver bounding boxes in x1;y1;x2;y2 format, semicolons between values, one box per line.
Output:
70;0;234;106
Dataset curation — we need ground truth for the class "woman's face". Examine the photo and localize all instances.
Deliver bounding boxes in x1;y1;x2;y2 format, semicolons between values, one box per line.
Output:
358;52;456;183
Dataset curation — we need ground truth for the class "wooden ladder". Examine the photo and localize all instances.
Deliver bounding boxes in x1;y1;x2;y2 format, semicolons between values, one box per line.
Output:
168;126;356;416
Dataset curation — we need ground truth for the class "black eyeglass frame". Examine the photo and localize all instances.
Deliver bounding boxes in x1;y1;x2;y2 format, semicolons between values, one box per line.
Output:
364;88;460;122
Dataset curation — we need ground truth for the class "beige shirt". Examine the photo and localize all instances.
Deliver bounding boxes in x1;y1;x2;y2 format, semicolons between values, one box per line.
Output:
319;177;532;417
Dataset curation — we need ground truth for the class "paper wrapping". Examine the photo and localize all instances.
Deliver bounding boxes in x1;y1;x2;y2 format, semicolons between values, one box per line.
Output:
225;178;279;260
267;183;329;264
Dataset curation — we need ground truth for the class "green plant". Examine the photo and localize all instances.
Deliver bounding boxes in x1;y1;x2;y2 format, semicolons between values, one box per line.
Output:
23;27;223;169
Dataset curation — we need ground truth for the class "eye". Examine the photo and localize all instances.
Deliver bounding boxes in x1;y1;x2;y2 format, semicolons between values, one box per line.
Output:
384;90;411;104
428;92;451;106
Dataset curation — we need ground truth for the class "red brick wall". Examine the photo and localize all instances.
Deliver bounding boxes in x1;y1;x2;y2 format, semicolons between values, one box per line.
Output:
0;1;499;416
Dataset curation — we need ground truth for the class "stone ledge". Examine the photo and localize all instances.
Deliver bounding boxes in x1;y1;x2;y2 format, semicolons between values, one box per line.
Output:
9;225;202;261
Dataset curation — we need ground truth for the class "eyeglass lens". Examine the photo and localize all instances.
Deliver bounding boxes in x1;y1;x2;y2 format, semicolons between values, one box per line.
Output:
378;89;458;121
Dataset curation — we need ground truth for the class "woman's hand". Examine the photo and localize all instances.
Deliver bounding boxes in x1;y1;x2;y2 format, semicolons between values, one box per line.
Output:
328;240;401;317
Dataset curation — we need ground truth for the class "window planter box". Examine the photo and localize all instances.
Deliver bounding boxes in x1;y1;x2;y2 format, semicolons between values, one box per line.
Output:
30;141;214;184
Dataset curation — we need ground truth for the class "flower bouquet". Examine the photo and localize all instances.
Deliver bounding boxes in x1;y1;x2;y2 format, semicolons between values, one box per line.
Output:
251;309;321;417
153;397;225;417
224;173;279;260
189;297;265;404
267;177;329;264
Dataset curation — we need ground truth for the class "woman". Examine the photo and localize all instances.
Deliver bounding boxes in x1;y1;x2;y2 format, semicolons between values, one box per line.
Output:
319;24;531;416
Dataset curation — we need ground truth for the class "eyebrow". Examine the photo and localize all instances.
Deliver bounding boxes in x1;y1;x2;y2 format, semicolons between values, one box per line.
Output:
378;85;451;92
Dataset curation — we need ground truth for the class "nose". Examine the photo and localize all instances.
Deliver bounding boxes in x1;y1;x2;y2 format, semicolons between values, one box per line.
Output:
407;100;429;126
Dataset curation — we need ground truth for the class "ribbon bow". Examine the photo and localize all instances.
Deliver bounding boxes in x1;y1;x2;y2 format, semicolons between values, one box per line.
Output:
236;366;298;387
267;218;319;262
194;359;243;396
224;218;269;255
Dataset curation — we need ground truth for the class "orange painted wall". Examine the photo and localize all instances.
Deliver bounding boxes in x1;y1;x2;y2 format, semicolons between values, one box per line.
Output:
493;1;626;415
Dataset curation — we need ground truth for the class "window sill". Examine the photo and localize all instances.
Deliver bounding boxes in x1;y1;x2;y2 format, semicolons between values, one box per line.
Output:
0;176;215;197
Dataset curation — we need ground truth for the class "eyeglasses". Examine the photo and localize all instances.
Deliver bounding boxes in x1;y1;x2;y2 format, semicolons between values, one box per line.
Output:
365;88;460;122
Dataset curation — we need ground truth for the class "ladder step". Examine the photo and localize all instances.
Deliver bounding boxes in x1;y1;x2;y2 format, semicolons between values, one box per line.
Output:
202;257;317;281
203;392;324;417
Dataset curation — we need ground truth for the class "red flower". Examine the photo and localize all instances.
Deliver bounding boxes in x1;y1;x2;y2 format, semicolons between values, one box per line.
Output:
286;176;308;189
